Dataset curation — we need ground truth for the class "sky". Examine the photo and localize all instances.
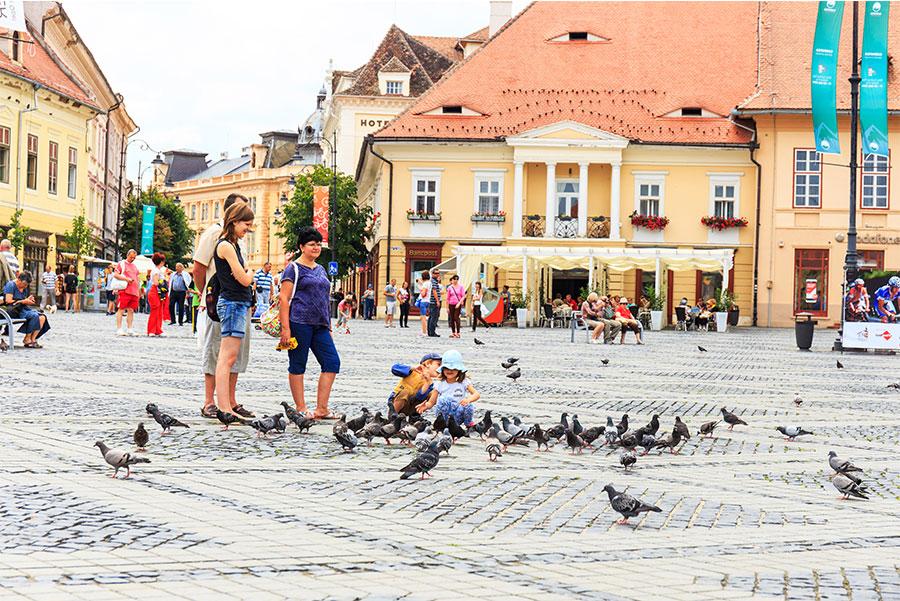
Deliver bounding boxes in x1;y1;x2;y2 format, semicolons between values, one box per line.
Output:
61;0;530;183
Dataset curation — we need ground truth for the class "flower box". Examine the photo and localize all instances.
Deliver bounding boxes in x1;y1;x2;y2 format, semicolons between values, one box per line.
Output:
471;213;506;222
407;212;442;222
701;216;748;231
629;211;669;231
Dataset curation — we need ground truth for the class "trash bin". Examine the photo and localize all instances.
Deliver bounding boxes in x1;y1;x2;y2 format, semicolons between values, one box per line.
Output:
795;312;814;350
330;298;339;319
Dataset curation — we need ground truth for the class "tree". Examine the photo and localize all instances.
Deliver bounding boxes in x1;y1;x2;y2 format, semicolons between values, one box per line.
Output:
276;164;374;278
118;187;193;263
8;208;29;253
62;209;95;274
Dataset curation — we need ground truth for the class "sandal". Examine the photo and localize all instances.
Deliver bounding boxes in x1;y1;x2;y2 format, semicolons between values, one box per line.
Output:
24;342;42;349
201;405;218;419
312;411;338;420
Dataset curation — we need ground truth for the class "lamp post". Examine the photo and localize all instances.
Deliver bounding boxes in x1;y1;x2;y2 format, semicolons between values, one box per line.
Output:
133;157;162;253
270;192;286;264
314;132;339;308
116;140;163;259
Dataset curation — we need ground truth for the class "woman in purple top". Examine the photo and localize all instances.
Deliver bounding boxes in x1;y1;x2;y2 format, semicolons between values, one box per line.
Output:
278;227;340;419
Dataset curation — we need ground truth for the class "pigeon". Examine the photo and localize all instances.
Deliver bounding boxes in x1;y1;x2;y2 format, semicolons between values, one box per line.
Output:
673;417;691;440
565;429;585;454
602;484;661;524
357;422;382;445
600;358;610;365
616;414;629;436
635;414;660;439
777;426;813;441
501;416;526;438
720;407;747;430
793;393;804;406
345;408;370;432
436;429;453;455
506;367;521;382
501;360;517;369
698;345;708;352
513;416;523;427
828;451;863;475
831;473;869;500
145;403;189;434
616;432;638;451
0;339;8;352
545;413;568;441
399;441;441;480
432;412;447;434
95;441;150;479
604;417;619;445
486;443;503;461
638;434;657;455
216;408;243;431
474;338;485;345
506;357;519;365
398;422;420;446
571;415;584;436
272;414;287;433
531;424;551;451
334;427;358;452
580;425;604;447
698;420;719;437
620;450;636;471
472;410;493;439
490;423;522;450
133;423;149;451
836;360;843;369
368;411;387;426
654;429;683;454
380;416;404;444
248;415;279;438
280;402;314;433
887;382;900;390
333;415;349;437
414;427;435;452
447;415;468;440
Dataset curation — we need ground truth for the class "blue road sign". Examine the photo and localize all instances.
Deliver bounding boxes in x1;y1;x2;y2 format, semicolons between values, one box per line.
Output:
328;261;339;276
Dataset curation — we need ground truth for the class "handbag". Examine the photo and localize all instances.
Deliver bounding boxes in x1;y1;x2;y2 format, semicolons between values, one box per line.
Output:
108;262;128;291
260;262;303;337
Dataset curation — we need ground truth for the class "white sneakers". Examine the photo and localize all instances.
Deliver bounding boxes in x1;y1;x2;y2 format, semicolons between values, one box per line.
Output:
116;329;125;336
127;329;136;337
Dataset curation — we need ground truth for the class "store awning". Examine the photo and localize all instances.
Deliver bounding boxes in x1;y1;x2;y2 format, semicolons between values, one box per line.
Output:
58;253;114;265
432;256;457;273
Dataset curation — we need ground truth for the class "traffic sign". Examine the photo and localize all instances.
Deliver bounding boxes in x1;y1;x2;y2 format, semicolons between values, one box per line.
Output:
328;261;339;276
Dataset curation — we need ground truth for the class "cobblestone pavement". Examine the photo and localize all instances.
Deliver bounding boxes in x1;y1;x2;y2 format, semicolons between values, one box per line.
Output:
1;312;898;600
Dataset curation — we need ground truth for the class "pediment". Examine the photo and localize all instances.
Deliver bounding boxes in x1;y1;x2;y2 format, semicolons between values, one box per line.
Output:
511;120;629;143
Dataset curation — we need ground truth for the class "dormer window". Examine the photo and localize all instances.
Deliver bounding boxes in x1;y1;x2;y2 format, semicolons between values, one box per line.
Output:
662;107;721;118
377;57;411;97
548;31;609;43
442;106;462;114
385;80;404;95
421;104;483;116
681;107;703;116
11;31;21;63
568;32;588;40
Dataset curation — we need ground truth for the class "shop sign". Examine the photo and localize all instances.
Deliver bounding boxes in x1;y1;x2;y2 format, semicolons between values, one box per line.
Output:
805;279;819;303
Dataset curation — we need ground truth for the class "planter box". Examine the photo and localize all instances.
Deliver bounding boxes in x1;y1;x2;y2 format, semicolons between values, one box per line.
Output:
471;215;506;222
707;228;740;245
650;310;663;331
728;308;740;326
714;311;728;333
516;308;528;328
632;227;664;243
407;214;441;222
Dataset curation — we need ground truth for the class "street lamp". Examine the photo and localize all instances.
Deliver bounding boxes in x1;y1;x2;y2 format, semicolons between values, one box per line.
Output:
270;204;282;264
314;132;339;283
116;139;164;259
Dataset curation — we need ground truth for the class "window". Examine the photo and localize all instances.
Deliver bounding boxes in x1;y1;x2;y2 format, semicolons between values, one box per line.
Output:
48;142;58;195
681;107;703;116
568;31;588;40
0;126;9;183
859;249;884;272
385;81;403;95
793;149;821;207
709;176;740;218
201;202;209;221
214;201;220;219
861;153;889;209
26;134;37;190
441;106;462;114
411;171;441;214
11;32;20;62
475;176;502;214
638;182;661;216
190;204;196;220
697;271;723;303
67;147;77;198
556;180;579;217
794;249;829;316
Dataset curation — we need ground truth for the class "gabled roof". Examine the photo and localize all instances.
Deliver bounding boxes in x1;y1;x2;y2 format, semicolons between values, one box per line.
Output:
0;24;96;108
376;1;759;145
379;56;410;73
190;156;251;180
163;150;209;184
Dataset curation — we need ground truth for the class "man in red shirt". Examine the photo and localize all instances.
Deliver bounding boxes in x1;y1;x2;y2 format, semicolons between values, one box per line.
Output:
113;249;141;336
565;293;578;310
614;297;643;344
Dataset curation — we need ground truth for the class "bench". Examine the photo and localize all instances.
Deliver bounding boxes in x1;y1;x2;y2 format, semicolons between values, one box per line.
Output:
0;306;26;352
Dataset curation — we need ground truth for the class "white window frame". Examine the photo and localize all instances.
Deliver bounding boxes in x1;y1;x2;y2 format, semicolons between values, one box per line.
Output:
707;173;742;219
555;178;579;217
385;80;404;95
190;204;196;220
409;168;442;215
793;149;821;208
633;172;666;217
861;153;889;209
471;169;505;214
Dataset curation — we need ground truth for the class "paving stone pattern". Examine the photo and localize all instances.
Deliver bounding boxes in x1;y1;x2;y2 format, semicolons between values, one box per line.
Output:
0;312;898;600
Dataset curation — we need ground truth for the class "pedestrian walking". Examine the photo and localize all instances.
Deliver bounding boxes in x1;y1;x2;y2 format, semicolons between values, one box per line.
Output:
278;226;340;419
471;281;491;331
426;268;442;337
384;278;397;328
40;265;57;313
417;271;430;336
146;252;166;337
446;274;465;338
64;265;78;312
168;263;190;326
397;280;410;328
253;262;274;312
112;249;140;336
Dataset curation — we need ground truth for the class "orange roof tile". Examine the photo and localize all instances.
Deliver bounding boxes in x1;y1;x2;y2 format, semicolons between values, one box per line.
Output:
0;27;95;107
412;35;463;62
376;1;759;145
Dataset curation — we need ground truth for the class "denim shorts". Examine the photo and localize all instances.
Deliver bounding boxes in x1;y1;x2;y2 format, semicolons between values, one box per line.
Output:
216;298;252;338
287;322;341;375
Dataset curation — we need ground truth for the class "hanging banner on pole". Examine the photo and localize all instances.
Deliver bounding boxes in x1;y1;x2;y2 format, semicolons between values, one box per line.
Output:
0;1;27;32
312;186;330;247
140;204;156;255
811;0;844;155
860;0;890;157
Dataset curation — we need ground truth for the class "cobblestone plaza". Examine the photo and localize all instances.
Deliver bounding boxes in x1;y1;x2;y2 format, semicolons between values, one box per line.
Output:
1;313;898;600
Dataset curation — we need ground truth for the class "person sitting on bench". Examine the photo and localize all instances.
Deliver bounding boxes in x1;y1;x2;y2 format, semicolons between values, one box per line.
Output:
2;271;50;348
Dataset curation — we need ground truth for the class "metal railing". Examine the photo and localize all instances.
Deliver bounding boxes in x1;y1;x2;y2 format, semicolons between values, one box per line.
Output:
522;215;545;237
554;216;578;238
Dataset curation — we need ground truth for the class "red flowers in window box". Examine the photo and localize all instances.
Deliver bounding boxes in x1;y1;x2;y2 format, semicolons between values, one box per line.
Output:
701;216;748;231
629;211;669;231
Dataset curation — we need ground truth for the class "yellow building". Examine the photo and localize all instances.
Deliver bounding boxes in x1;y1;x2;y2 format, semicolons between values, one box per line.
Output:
356;1;759;325
0;21;99;280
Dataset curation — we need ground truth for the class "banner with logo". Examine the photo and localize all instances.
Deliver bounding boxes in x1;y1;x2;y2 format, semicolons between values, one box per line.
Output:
140;204;156;255
0;1;26;32
811;0;844;154
842;322;900;349
312;186;330;247
860;0;890;157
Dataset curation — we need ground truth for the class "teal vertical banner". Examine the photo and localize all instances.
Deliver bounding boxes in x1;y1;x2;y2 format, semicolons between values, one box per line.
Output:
861;0;890;157
811;0;844;154
140;204;156;255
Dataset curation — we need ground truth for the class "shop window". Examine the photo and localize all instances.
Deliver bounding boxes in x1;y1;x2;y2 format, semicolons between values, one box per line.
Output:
861;153;889;209
793;149;821;207
794;249;829;316
859;249;884;272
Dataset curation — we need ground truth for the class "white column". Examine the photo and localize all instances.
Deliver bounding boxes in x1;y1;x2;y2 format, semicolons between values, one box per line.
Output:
588;256;594;290
544;162;556;238
512;161;524;237
578;162;589;237
522;255;528;297
722;259;730;291
655;258;662;296
610;161;622;239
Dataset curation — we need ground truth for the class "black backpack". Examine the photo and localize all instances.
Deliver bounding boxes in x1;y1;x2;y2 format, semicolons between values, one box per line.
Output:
205;274;221;322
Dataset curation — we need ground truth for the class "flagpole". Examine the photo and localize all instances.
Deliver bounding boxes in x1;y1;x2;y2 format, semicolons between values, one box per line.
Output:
845;0;860;283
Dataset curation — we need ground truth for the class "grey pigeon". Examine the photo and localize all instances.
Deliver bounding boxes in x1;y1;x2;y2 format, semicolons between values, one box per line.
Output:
472;410;493;439
505;357;519;365
380;416;404;444
216;408;242;430
836;360;843;369
399;442;441;479
501;416;525;438
545;413;568;441
571;415;584;436
580;425;604;447
280;402;314;432
345;408;370;432
828;451;863;475
720;407;747;430
474;337;485;345
506;367;521;382
604;417;618;445
600;358;610;365
565;429;585;454
273;414;287;433
654;429;683;454
414;427;435;452
133;423;149;451
673;417;691;440
357;422;382;445
248;415;279;438
602;484;661;524
776;426;813;441
334;428;358;453
398;423;419;446
698;345;707;352
486;443;503;461
616;414;629;436
620;450;636;471
95;441;150;479
447;415;468;440
501;360;516;369
793;393;804;406
698;420;719;437
490;423;525;450
831;473;869;500
436;429;453;455
146;403;189;434
638;434;657;455
531;424;551;451
887;382;900;390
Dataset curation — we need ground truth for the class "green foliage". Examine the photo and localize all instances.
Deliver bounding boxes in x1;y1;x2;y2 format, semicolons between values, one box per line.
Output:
643;285;664;311
118;187;193;263
8;209;29;252
62;209;95;272
862;269;894;280
276;164;373;278
714;287;735;311
510;286;532;309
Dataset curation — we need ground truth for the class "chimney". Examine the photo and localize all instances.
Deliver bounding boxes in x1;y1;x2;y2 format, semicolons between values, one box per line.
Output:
489;0;512;37
250;143;268;169
220;151;229;160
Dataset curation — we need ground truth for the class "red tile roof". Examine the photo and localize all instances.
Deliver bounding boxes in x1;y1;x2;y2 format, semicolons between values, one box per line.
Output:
741;2;900;111
0;27;95;107
376;1;760;145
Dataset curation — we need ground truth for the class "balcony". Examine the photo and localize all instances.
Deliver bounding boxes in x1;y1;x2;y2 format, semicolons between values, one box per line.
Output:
522;215;545;237
522;215;610;239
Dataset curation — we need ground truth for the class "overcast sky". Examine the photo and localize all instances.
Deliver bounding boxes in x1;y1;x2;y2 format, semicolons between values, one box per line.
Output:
61;0;529;182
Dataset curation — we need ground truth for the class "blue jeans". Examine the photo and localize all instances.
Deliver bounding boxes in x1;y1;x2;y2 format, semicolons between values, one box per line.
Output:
436;396;475;427
288;322;341;375
216;298;251;338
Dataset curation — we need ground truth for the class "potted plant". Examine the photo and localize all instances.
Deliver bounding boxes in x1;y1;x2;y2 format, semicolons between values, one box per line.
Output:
407;209;441;221
629;211;669;231
510;286;532;328
471;210;506;222
700;216;749;230
643;285;664;331
714;288;733;333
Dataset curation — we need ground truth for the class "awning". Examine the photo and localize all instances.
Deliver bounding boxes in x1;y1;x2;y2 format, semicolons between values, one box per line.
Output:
58;253;114;265
432;256;457;272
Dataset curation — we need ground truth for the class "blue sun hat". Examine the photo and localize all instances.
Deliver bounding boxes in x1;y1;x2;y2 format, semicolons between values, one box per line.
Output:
440;349;466;372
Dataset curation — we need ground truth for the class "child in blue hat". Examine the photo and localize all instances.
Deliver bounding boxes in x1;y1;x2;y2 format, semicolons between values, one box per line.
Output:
432;349;480;427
